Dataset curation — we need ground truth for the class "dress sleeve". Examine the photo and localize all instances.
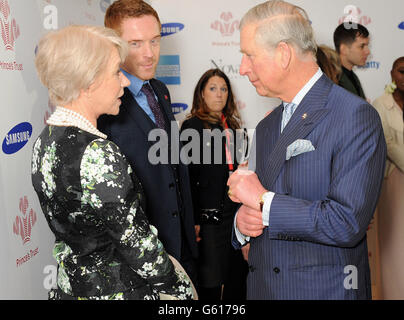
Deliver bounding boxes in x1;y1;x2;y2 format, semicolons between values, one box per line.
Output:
80;138;193;299
373;99;404;173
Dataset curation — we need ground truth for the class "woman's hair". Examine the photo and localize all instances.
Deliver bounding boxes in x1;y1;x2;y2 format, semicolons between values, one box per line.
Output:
35;25;128;106
189;69;241;129
392;56;404;71
240;0;317;57
316;45;342;84
104;0;161;35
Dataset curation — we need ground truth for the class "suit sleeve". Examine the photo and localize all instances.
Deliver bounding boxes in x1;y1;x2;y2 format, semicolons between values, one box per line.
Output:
180;119;202;224
268;103;386;247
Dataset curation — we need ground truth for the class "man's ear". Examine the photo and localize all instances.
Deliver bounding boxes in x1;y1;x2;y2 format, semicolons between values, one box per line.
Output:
277;41;292;69
339;43;348;56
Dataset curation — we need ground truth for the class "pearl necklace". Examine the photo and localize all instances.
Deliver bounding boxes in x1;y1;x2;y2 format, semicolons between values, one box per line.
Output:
46;106;107;139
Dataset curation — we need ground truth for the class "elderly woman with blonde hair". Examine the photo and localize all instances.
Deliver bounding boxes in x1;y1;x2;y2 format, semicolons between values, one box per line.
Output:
32;25;195;300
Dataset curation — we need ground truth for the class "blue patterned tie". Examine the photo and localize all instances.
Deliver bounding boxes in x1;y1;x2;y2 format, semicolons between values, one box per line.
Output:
141;83;166;129
281;102;296;133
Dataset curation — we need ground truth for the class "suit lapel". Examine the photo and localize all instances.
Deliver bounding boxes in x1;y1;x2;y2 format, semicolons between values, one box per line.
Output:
263;75;333;189
256;105;282;173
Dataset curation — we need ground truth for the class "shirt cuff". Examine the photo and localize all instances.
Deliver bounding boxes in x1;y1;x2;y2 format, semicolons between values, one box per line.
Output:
234;211;250;246
262;191;275;227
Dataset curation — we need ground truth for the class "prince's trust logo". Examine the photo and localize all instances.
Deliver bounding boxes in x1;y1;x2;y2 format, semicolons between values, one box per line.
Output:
0;0;20;51
13;196;37;245
211;12;239;37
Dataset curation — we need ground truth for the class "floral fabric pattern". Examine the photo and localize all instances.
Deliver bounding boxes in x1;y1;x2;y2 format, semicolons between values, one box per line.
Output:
31;126;193;300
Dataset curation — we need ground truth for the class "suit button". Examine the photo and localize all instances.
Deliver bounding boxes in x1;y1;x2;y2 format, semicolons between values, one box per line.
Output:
273;267;280;274
249;265;256;272
172;211;178;217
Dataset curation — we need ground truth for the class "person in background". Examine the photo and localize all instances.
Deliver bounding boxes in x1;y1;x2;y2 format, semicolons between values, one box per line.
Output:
316;45;341;84
333;23;370;99
373;56;404;300
97;0;198;284
181;69;249;300
228;0;386;300
32;25;195;300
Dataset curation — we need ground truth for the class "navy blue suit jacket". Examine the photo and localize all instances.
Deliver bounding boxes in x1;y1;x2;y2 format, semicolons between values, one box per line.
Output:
98;79;197;263
235;75;386;299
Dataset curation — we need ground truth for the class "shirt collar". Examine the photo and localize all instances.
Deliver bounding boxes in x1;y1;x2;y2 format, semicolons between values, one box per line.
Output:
121;69;150;96
283;68;323;107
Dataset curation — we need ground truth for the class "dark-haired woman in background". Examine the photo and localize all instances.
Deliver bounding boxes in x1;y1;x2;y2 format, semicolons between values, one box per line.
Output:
181;69;249;300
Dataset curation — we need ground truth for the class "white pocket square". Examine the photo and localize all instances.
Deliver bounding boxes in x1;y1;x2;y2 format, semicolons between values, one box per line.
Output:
286;139;315;161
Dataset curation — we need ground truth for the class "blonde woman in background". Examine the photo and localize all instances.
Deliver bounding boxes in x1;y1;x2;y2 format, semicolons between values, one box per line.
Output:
316;45;342;84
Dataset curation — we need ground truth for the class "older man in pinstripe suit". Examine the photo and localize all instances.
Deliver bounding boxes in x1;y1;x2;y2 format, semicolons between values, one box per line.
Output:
227;1;386;300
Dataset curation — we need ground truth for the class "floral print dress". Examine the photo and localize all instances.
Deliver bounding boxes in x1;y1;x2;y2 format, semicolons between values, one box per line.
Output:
31;125;193;300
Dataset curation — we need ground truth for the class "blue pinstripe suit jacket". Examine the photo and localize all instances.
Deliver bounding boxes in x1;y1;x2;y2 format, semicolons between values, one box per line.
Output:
240;75;386;300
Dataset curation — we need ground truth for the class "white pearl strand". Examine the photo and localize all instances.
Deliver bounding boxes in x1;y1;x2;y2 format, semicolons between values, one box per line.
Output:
46;106;107;139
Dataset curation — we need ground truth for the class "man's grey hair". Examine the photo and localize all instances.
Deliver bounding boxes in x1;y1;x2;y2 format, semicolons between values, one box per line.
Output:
240;0;317;56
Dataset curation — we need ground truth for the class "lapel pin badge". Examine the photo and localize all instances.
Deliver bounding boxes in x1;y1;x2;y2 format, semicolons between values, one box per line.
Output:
302;113;308;119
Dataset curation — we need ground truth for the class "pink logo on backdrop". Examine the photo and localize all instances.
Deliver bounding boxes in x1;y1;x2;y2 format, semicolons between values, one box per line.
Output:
211;12;239;37
0;0;20;51
13;196;37;245
338;6;372;26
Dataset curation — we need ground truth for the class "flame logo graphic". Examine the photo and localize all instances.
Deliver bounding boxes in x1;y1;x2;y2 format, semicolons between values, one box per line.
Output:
0;0;20;51
211;12;239;37
13;196;37;245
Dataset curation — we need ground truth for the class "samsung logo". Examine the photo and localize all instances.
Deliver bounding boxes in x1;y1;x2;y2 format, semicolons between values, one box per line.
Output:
171;103;188;115
161;23;184;37
399;21;404;30
2;122;32;155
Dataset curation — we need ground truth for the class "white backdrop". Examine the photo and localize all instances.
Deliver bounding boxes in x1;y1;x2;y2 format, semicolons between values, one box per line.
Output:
0;0;403;299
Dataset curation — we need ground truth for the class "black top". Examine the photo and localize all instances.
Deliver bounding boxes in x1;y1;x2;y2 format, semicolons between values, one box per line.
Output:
339;66;366;99
181;116;247;223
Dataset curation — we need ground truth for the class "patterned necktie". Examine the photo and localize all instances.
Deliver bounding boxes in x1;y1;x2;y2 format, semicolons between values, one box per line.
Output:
281;102;296;133
141;83;166;129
